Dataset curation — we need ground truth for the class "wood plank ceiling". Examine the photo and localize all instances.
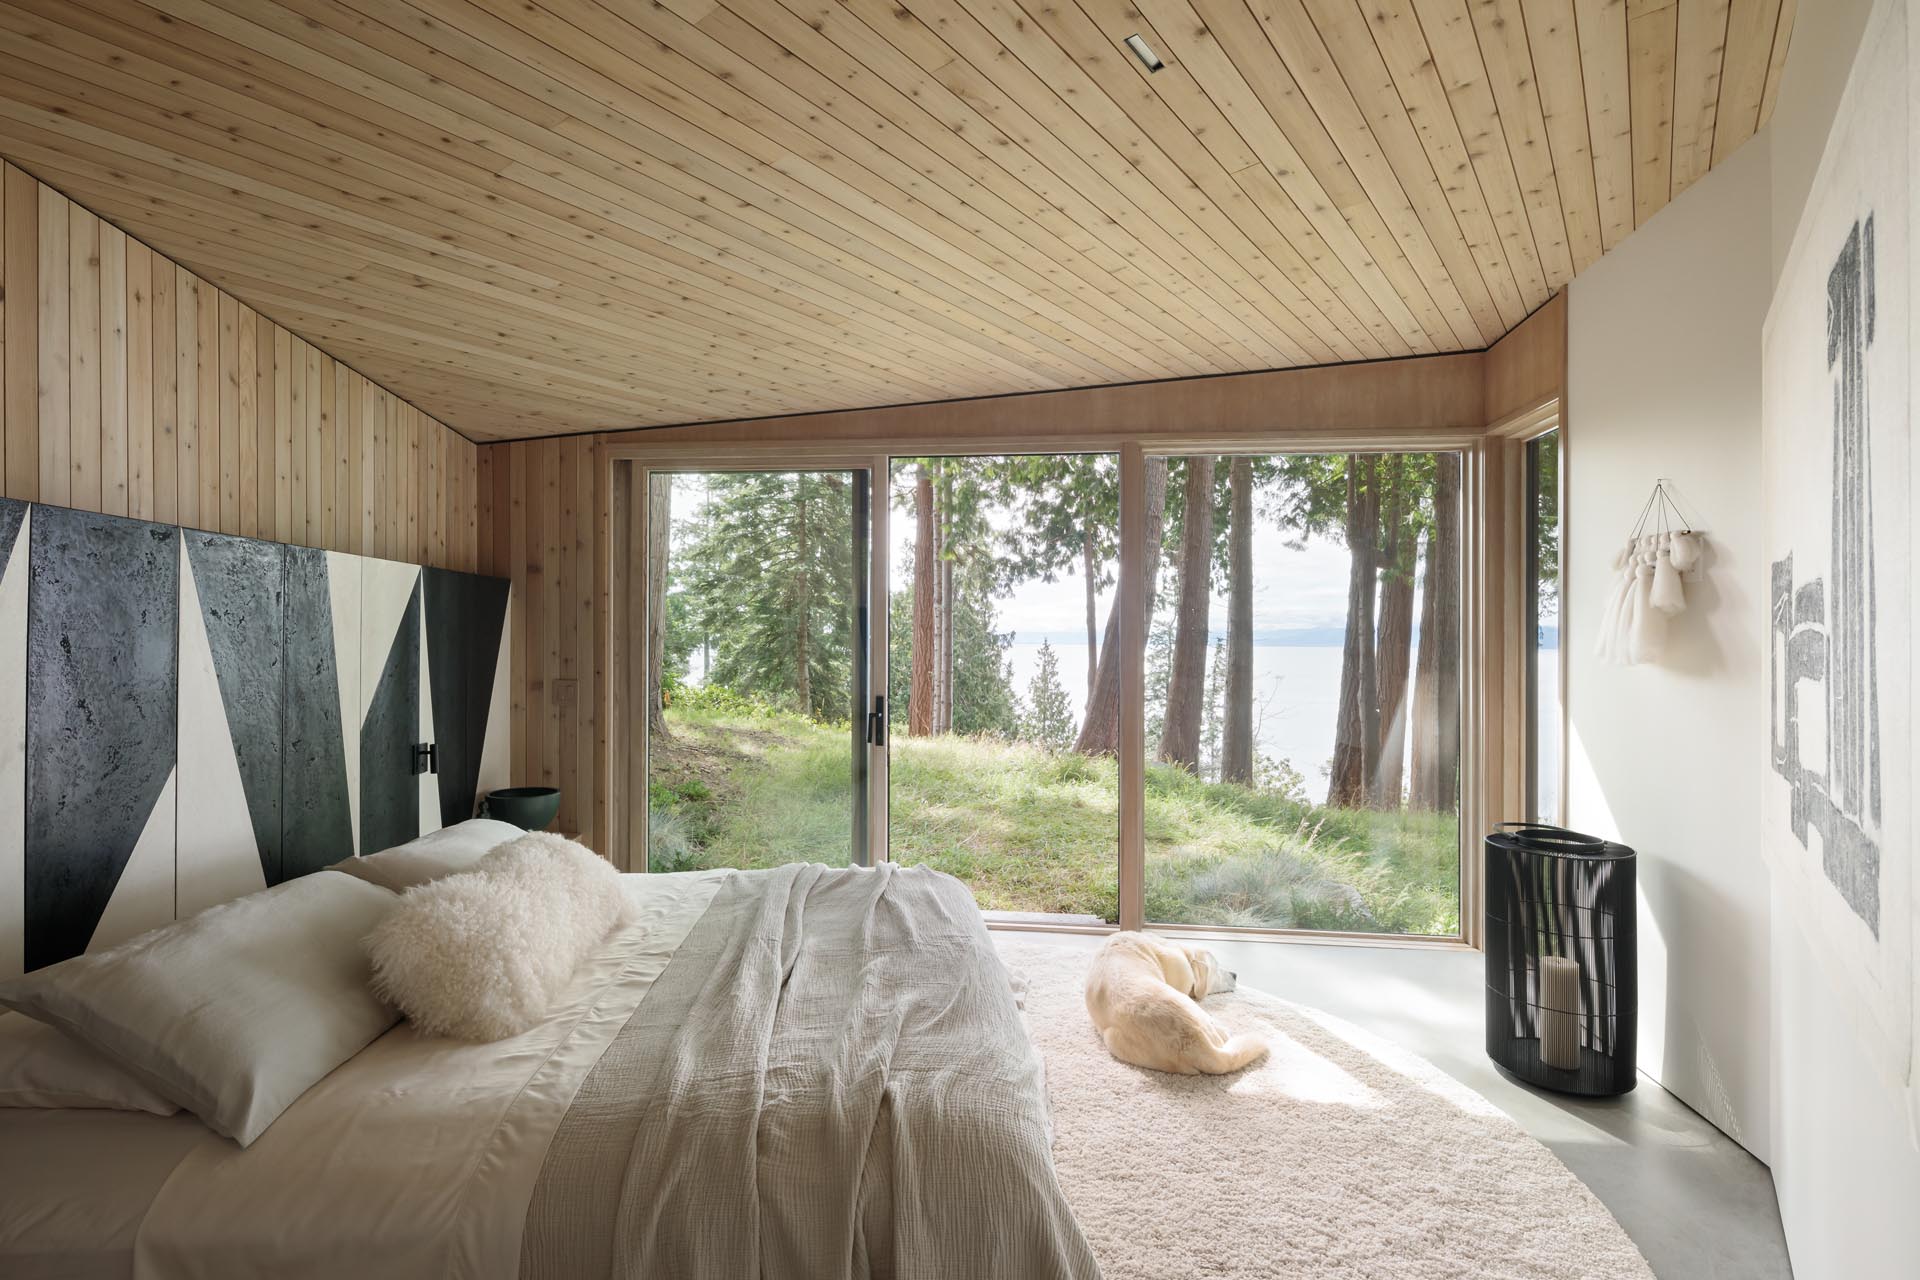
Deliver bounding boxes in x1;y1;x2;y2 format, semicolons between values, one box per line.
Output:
0;0;1795;440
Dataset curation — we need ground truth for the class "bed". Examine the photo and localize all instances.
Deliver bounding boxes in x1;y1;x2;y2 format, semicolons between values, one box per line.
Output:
0;857;1098;1279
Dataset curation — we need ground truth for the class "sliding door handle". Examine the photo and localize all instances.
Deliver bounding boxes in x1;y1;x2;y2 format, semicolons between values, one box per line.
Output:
865;695;886;747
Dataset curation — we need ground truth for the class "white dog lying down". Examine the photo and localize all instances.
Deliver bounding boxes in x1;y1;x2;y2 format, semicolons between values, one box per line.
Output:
1084;932;1269;1075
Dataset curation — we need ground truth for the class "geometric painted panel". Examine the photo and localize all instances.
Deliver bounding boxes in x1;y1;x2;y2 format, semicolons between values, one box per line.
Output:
23;507;179;971
1;500;28;980
281;547;357;880
3;499;510;971
182;531;285;886
424;568;510;828
360;563;422;859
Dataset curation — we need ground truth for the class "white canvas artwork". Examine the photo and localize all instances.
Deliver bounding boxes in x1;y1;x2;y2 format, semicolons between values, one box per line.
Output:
1761;0;1917;1133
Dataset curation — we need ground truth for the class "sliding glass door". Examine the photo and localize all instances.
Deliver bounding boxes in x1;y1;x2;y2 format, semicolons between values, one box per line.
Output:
884;455;1121;924
618;445;1470;941
1142;451;1463;936
639;468;873;871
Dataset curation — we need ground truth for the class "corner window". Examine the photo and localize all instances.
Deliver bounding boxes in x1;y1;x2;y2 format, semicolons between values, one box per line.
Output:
1524;430;1561;823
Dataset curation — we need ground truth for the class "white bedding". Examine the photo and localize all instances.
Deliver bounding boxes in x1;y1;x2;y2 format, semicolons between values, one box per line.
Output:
0;869;727;1280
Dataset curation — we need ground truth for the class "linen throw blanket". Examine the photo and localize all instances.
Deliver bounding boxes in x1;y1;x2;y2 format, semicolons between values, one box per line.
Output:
520;862;1100;1279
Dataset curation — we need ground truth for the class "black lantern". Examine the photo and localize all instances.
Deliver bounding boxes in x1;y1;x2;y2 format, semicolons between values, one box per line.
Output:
1485;824;1637;1096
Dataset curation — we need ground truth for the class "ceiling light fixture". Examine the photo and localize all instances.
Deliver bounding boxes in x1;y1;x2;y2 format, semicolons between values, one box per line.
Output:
1123;33;1165;73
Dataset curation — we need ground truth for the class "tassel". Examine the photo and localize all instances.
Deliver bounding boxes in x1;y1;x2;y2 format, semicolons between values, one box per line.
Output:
1650;536;1686;614
1669;530;1701;572
1596;542;1636;663
1629;561;1667;663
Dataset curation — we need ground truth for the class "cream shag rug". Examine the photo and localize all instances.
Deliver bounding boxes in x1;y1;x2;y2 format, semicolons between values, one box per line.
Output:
1001;941;1653;1280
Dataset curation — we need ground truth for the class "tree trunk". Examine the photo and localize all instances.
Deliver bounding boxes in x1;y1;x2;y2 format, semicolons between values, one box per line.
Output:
935;461;954;734
794;476;812;715
1082;522;1099;699
1410;453;1462;810
1328;455;1380;808
1221;457;1254;784
909;464;934;736
1158;457;1216;770
1373;461;1415;808
645;474;673;736
1410;524;1440;807
1075;457;1169;755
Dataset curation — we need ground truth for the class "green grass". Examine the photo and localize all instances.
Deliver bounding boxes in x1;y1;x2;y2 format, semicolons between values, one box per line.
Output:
646;698;1460;937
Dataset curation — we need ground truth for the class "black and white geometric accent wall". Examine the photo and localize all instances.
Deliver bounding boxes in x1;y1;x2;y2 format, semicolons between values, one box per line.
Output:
0;499;511;977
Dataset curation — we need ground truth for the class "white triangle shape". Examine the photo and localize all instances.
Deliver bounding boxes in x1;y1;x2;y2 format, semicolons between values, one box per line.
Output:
175;541;268;918
359;560;420;730
0;506;31;980
327;552;362;856
477;599;512;808
87;769;178;954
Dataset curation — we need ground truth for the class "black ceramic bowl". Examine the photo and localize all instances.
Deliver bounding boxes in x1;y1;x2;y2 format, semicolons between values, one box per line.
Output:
481;786;562;831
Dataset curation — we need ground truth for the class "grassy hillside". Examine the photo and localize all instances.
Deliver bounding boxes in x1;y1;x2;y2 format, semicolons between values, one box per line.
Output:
647;690;1460;937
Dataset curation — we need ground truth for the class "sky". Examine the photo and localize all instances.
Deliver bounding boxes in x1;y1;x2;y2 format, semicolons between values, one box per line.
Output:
884;463;1368;645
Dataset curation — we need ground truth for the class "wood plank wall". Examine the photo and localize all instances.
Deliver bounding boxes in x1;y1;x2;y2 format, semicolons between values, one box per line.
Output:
472;327;1567;856
475;437;600;847
0;163;478;570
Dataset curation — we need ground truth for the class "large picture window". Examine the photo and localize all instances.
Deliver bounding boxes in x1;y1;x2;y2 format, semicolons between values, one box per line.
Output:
1142;453;1463;936
616;439;1483;943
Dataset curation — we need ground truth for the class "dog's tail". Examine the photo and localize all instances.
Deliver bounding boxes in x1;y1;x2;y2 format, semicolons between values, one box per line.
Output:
1189;1031;1270;1075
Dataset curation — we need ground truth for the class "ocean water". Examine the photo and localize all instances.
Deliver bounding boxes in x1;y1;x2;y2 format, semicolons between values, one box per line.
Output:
1005;641;1559;808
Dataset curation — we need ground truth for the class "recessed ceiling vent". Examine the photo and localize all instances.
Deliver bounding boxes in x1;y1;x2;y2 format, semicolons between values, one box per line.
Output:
1123;33;1165;73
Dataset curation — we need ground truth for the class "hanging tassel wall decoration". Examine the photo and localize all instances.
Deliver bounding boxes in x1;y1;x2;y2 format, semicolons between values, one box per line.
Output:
1596;481;1706;666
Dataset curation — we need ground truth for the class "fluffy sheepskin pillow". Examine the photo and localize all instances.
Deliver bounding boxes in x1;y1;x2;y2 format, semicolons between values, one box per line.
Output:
364;833;628;1041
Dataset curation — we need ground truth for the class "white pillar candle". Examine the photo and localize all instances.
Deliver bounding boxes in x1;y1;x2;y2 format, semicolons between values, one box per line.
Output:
1539;955;1582;1070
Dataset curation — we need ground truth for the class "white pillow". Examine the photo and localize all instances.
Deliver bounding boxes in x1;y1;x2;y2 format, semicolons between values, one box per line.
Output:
328;817;524;892
0;871;399;1146
0;1011;179;1114
366;833;627;1042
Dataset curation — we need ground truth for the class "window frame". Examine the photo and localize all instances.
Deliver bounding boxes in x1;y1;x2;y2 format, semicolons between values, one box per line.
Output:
606;415;1550;952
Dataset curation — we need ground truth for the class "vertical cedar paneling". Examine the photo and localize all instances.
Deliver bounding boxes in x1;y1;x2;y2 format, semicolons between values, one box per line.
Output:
320;362;339;548
173;267;197;526
366;384;384;557
590;438;609;855
218;293;239;534
508;440;529;792
469;438;606;846
470;445;487;575
150;255;175;524
353;372;370;552
0;169;478;563
195;273;218;530
67;205;100;513
255;312;275;539
273;328;292;542
37;186;66;506
555;438;579;836
126;239;153;521
236;305;257;538
333;366;353;554
99;223;127;518
4;165;37;501
387;393;402;558
302;343;321;546
286;335;307;538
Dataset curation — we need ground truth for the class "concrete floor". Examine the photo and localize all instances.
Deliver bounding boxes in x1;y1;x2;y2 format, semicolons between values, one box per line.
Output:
1003;931;1792;1280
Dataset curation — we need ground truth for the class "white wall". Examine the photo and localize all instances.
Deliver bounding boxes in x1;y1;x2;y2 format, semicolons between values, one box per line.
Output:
1567;2;1920;1275
1566;137;1776;1158
1759;4;1920;1277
